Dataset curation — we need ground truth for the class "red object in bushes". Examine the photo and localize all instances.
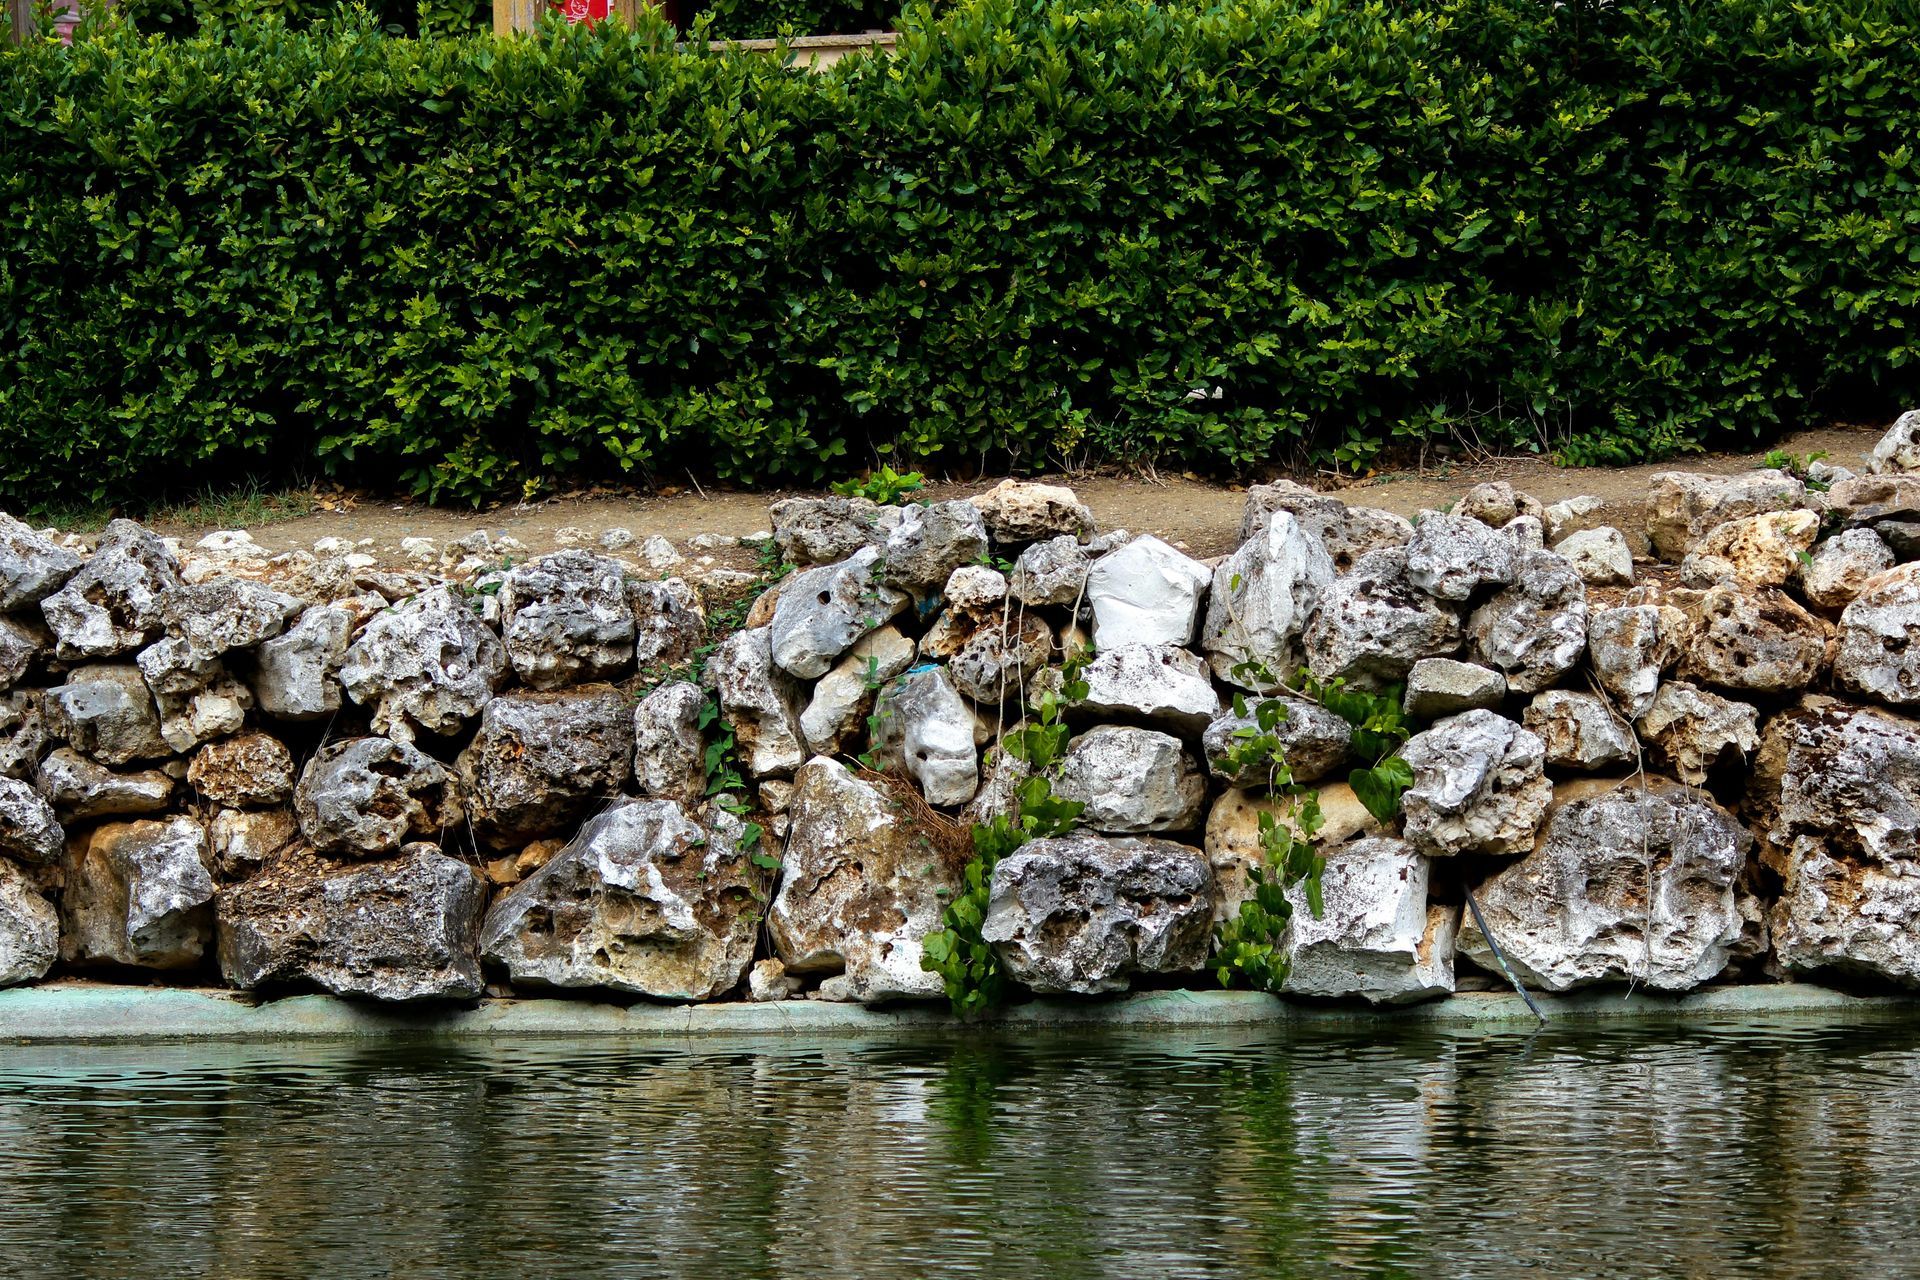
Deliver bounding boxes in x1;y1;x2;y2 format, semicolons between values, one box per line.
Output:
549;0;677;24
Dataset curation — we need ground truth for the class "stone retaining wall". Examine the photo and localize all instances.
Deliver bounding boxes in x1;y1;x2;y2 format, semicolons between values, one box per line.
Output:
2;412;1919;1008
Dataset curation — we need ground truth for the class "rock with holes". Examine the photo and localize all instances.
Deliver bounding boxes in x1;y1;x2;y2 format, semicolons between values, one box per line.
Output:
768;757;961;1004
1634;681;1758;785
796;627;915;758
1402;658;1506;720
44;664;167;766
770;547;910;680
1239;481;1411;572
249;603;352;721
1466;549;1588;693
1798;529;1896;610
0;859;57;987
1400;710;1551;857
1457;481;1542;528
40;519;181;660
0;615;44;693
1679;509;1821;589
1404;513;1520;602
480;799;758;1000
219;844;488;1001
983;832;1215;995
631;680;707;805
1646;470;1807;560
950;613;1052;705
0;775;62;865
968;480;1096;546
0;513;82;612
37;748;171;821
0;692;41;782
459;686;633;849
151;667;253;753
1835;563;1920;706
62;815;214;969
1868;409;1920;475
1010;535;1091;607
1085;535;1211;650
769;495;900;566
340;586;508;741
630;577;704;673
187;732;295;809
1206;784;1382;921
1054;726;1207;834
1075;644;1220;736
706;627;806;779
1282;837;1456;1005
1304;548;1462;689
293;737;461;858
1456;779;1749;991
870;667;979;806
879;501;990;592
1201;512;1336;690
498;551;636;690
142;578;304;693
208;806;298;879
1586;604;1689;720
1202;695;1351;787
1678;586;1828;695
1544;495;1606;544
1825;473;1920;530
1521;691;1634;772
1552;527;1635;586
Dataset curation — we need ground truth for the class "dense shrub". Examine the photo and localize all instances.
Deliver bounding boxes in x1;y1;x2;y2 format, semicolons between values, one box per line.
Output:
2;0;1918;508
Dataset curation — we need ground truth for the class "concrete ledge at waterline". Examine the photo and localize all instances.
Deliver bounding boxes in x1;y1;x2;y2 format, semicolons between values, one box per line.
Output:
0;981;1913;1044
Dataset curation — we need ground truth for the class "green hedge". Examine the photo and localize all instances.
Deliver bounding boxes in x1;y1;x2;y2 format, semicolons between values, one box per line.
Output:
3;0;1919;508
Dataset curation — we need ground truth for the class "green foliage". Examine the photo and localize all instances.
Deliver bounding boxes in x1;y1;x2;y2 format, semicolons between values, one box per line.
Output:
1214;790;1323;994
1294;670;1414;826
831;464;924;505
1763;449;1832;491
701;0;896;39
7;0;1920;510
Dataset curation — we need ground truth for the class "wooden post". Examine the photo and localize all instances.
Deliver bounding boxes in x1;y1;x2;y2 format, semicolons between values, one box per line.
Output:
6;0;35;43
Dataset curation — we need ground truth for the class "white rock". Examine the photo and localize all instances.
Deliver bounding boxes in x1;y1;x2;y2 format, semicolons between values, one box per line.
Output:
1552;527;1634;586
1586;604;1688;720
1086;535;1211;649
250;604;352;721
1798;529;1896;610
1200;694;1351;786
500;550;636;690
632;681;706;804
40;519;181;660
1404;512;1519;601
1075;644;1221;735
1010;535;1090;606
340;586;508;741
705;627;806;779
1054;726;1206;833
1304;548;1462;689
1544;495;1605;543
1283;837;1455;1005
869;668;978;806
1465;550;1588;693
1867;409;1920;475
880;501;990;592
1200;512;1335;689
798;626;917;756
62;815;214;969
1634;681;1758;785
770;546;909;679
1835;563;1920;706
1402;658;1506;719
1400;710;1551;857
0;858;57;987
0;512;83;611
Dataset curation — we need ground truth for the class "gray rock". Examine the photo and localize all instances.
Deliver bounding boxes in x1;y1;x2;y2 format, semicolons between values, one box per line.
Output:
500;550;636;689
949;613;1052;705
1646;469;1807;560
1054;726;1206;834
0;614;44;692
1404;512;1520;601
1402;658;1507;720
151;666;253;753
1075;644;1221;736
1679;509;1821;589
1086;534;1211;650
0;692;44;781
968;480;1096;545
1304;548;1462;689
1009;535;1091;606
207;806;298;879
1799;529;1897;610
1868;408;1920;475
147;578;304;686
62;815;214;969
0;858;57;987
218;845;487;1001
1282;837;1455;1005
458;686;634;848
1543;495;1606;544
1679;586;1828;695
1457;480;1541;527
1458;779;1749;991
770;547;910;680
769;495;900;566
768;758;961;1003
0;512;82;611
705;627;806;778
1825;473;1920;529
797;626;917;757
1201;512;1336;689
186;732;295;809
1201;695;1351;787
1552;527;1635;586
39;519;182;660
37;748;171;821
630;577;705;673
870;667;979;806
340;586;508;741
0;775;62;865
983;832;1215;994
249;604;352;721
1400;710;1551;857
1522;691;1634;771
879;501;990;591
1239;481;1410;571
1465;550;1588;693
1586;604;1689;720
43;664;168;765
1835;563;1920;706
1634;681;1758;785
1206;785;1383;920
632;680;708;805
293;737;461;858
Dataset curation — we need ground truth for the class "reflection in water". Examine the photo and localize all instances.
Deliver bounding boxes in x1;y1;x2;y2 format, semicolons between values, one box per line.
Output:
0;1018;1917;1277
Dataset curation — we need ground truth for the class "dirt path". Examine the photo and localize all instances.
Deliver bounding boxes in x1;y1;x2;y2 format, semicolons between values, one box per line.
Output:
150;424;1883;565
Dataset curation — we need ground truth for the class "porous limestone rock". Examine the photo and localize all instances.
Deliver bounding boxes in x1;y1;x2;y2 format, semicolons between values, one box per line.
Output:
207;806;298;878
1399;710;1551;857
769;495;899;565
1201;511;1335;690
62;815;214;969
0;859;57;987
1304;548;1462;689
1282;837;1455;1005
1522;690;1634;771
499;550;635;689
949;613;1052;705
1634;681;1758;785
0;614;44;692
0;692;41;781
630;577;705;673
187;732;294;809
1465;549;1588;693
1206;784;1381;920
249;604;352;721
1075;644;1221;736
879;501;990;592
982;832;1215;994
293;737;461;858
1798;529;1896;610
459;686;634;848
942;564;1006;616
1868;409;1920;475
632;680;708;804
1053;726;1207;834
37;748;171;821
43;664;167;766
1086;535;1211;649
1201;695;1351;787
1679;586;1828;695
768;758;962;1004
1457;481;1542;528
1402;658;1506;720
143;578;303;692
1457;780;1749;991
1679;509;1821;589
1544;494;1606;544
219;845;487;1001
869;667;979;806
1586;604;1689;719
770;546;910;680
1646;469;1807;560
1010;535;1091;606
0;512;82;611
151;667;253;753
968;480;1095;545
1825;472;1920;530
40;519;182;660
1239;481;1411;572
1835;563;1920;706
798;627;916;757
1552;527;1635;586
0;775;62;864
1404;512;1520;601
705;627;806;778
340;585;508;741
